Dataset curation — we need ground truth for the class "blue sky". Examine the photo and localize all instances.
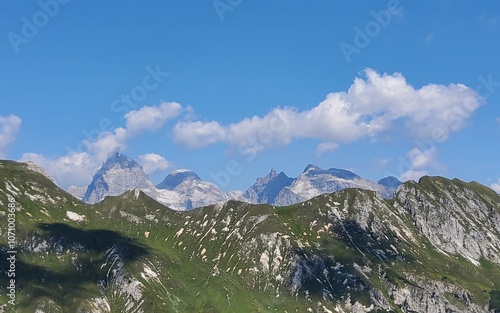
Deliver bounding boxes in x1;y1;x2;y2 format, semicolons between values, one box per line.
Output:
1;0;499;192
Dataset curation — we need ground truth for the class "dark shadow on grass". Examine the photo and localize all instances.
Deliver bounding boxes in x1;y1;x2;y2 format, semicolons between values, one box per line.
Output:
37;222;148;260
0;223;149;309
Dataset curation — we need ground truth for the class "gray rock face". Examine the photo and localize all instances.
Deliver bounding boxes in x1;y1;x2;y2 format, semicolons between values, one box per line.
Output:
82;153;157;204
156;169;230;211
273;164;392;206
67;185;87;199
383;277;489;313
395;177;500;265
244;169;293;204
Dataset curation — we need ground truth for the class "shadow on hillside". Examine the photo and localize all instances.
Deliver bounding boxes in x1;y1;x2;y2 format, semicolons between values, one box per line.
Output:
333;219;409;263
0;223;149;308
284;219;414;302
37;223;148;260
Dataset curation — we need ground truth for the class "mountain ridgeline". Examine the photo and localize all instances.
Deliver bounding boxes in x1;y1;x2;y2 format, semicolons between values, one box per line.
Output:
1;159;500;312
72;153;402;211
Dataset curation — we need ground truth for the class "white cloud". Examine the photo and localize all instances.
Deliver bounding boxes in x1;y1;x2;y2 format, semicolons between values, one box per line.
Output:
83;127;128;162
174;121;226;148
400;170;428;182
82;102;183;163
173;69;482;154
138;153;170;175
399;147;437;182
20;152;97;188
315;142;339;156
491;179;500;194
125;102;182;135
0;114;22;159
21;102;183;188
406;147;435;169
374;158;390;167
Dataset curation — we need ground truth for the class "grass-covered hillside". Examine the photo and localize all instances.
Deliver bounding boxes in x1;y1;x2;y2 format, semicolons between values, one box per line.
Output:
1;160;499;312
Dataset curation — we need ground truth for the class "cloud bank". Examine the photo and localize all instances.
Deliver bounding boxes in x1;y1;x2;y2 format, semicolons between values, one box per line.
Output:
21;102;180;188
173;68;481;154
0;114;22;159
19;69;483;188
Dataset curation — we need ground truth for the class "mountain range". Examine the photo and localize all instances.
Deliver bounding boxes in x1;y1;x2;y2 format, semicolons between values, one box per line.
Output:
68;153;402;211
1;159;499;312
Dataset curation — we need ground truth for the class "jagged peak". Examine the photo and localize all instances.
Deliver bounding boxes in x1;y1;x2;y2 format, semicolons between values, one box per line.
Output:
100;152;141;171
303;164;320;173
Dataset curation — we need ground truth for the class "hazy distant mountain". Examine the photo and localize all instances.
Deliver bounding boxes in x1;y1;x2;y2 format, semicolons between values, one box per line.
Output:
82;152;157;204
73;155;403;211
272;164;392;206
244;168;293;204
155;169;230;210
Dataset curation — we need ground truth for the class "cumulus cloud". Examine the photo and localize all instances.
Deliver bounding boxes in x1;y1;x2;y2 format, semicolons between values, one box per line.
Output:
83;127;128;162
21;102;182;188
125;102;182;134
0;114;22;159
315;142;339;156
173;69;482;154
174;121;226;148
399;147;438;182
20;152;97;188
81;102;182;162
491;179;500;194
138;153;170;175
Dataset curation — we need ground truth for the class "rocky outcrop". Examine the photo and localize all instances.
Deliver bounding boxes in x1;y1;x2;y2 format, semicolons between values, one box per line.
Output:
395;177;500;265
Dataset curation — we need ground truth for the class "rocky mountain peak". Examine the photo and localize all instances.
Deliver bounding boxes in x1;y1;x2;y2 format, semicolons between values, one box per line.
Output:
303;163;320;173
301;164;360;180
82;153;156;204
244;168;293;204
100;152;141;172
377;176;402;188
156;169;201;190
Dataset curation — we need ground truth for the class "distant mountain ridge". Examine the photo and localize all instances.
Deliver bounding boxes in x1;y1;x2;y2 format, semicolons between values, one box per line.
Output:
268;164;401;206
69;153;402;211
75;153;230;210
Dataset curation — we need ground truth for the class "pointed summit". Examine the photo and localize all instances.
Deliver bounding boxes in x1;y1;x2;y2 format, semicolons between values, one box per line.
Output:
244;168;293;204
100;152;140;171
303;164;320;173
82;153;157;204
